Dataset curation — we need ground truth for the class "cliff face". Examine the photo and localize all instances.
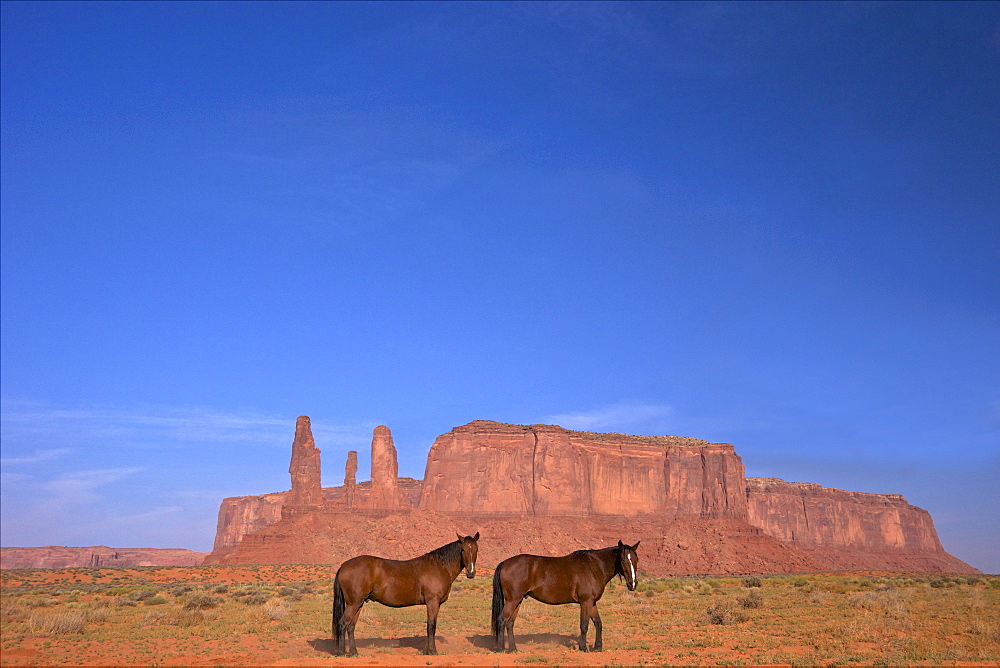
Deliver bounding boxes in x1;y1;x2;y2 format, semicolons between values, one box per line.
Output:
0;546;207;569
210;491;287;556
745;478;943;552
203;418;976;574
418;421;746;519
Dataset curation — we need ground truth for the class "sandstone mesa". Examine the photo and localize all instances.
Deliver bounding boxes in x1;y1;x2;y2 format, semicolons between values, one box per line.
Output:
202;417;977;575
0;546;207;570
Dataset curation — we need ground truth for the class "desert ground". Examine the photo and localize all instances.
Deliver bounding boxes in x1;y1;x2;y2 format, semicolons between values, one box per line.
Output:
1;565;998;666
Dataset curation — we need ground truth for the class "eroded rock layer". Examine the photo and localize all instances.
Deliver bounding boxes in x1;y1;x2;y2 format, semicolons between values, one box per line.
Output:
417;421;747;519
201;419;976;575
745;478;944;551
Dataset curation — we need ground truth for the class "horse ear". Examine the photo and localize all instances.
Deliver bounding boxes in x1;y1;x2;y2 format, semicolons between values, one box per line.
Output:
473;531;480;541
633;541;640;551
618;540;625;547
457;533;463;541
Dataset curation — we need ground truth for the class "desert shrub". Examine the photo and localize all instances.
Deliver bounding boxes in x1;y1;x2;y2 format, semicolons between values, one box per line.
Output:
25;597;59;608
183;592;220;610
230;586;254;598
1;603;28;623
128;588;156;602
137;610;165;627
964;576;983;586
261;598;289;620
742;576;763;588
737;589;764;609
849;589;908;618
213;584;230;594
683;579;714;595
165;609;204;627
26;609;86;635
144;595;168;606
82;604;109;623
793;579;809;587
809;591;831;604
167;584;193;596
929;577;954;589
241;591;271;606
636;577;677;593
706;599;747;625
112;596;137;607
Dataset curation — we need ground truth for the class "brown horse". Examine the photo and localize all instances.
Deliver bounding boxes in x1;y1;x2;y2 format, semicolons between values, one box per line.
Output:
491;540;639;652
332;532;479;656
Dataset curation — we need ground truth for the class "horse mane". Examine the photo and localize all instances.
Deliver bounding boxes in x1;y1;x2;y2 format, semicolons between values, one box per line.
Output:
569;545;627;577
428;539;463;566
611;545;626;577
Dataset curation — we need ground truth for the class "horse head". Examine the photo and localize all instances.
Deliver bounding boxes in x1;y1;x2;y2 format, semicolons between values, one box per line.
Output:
615;540;640;591
457;532;480;578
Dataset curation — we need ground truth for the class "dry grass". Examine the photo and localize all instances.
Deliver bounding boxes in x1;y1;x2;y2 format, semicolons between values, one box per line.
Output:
24;610;87;635
0;567;997;665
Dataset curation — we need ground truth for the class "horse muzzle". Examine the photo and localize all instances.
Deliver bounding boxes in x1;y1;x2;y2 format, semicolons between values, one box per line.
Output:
465;566;476;579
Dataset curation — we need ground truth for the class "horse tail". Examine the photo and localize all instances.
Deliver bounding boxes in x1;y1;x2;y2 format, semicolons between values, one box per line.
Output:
491;560;505;640
332;570;345;653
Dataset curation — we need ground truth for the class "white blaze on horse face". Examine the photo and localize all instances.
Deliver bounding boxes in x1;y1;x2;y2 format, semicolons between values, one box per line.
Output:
626;552;636;587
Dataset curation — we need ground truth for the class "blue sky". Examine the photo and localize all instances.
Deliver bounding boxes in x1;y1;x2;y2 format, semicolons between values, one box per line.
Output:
2;2;997;572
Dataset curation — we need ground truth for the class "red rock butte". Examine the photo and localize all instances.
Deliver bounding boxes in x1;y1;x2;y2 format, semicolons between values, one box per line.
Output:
203;418;977;575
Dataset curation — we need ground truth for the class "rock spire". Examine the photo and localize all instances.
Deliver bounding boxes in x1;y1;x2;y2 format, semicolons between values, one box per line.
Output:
284;416;322;514
363;425;406;509
344;450;358;507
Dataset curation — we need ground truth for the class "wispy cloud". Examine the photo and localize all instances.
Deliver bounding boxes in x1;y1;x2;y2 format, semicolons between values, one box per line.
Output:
38;467;145;505
542;402;674;433
105;505;184;527
212;100;498;237
0;448;72;465
0;400;372;451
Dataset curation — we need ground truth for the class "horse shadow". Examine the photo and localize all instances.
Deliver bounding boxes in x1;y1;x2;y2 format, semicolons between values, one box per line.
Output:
308;638;336;654
309;635;443;655
468;633;578;652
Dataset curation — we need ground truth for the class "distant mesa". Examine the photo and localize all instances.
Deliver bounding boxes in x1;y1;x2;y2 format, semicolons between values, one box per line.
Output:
0;546;207;570
200;417;977;575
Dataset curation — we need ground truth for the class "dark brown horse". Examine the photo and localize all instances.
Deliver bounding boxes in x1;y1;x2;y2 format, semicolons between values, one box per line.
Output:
332;532;479;656
491;540;639;652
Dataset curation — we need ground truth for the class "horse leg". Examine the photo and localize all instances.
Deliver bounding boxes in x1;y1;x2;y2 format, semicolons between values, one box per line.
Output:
578;601;594;652
424;599;440;655
592;607;603;651
344;600;365;657
492;601;505;652
502;598;522;652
